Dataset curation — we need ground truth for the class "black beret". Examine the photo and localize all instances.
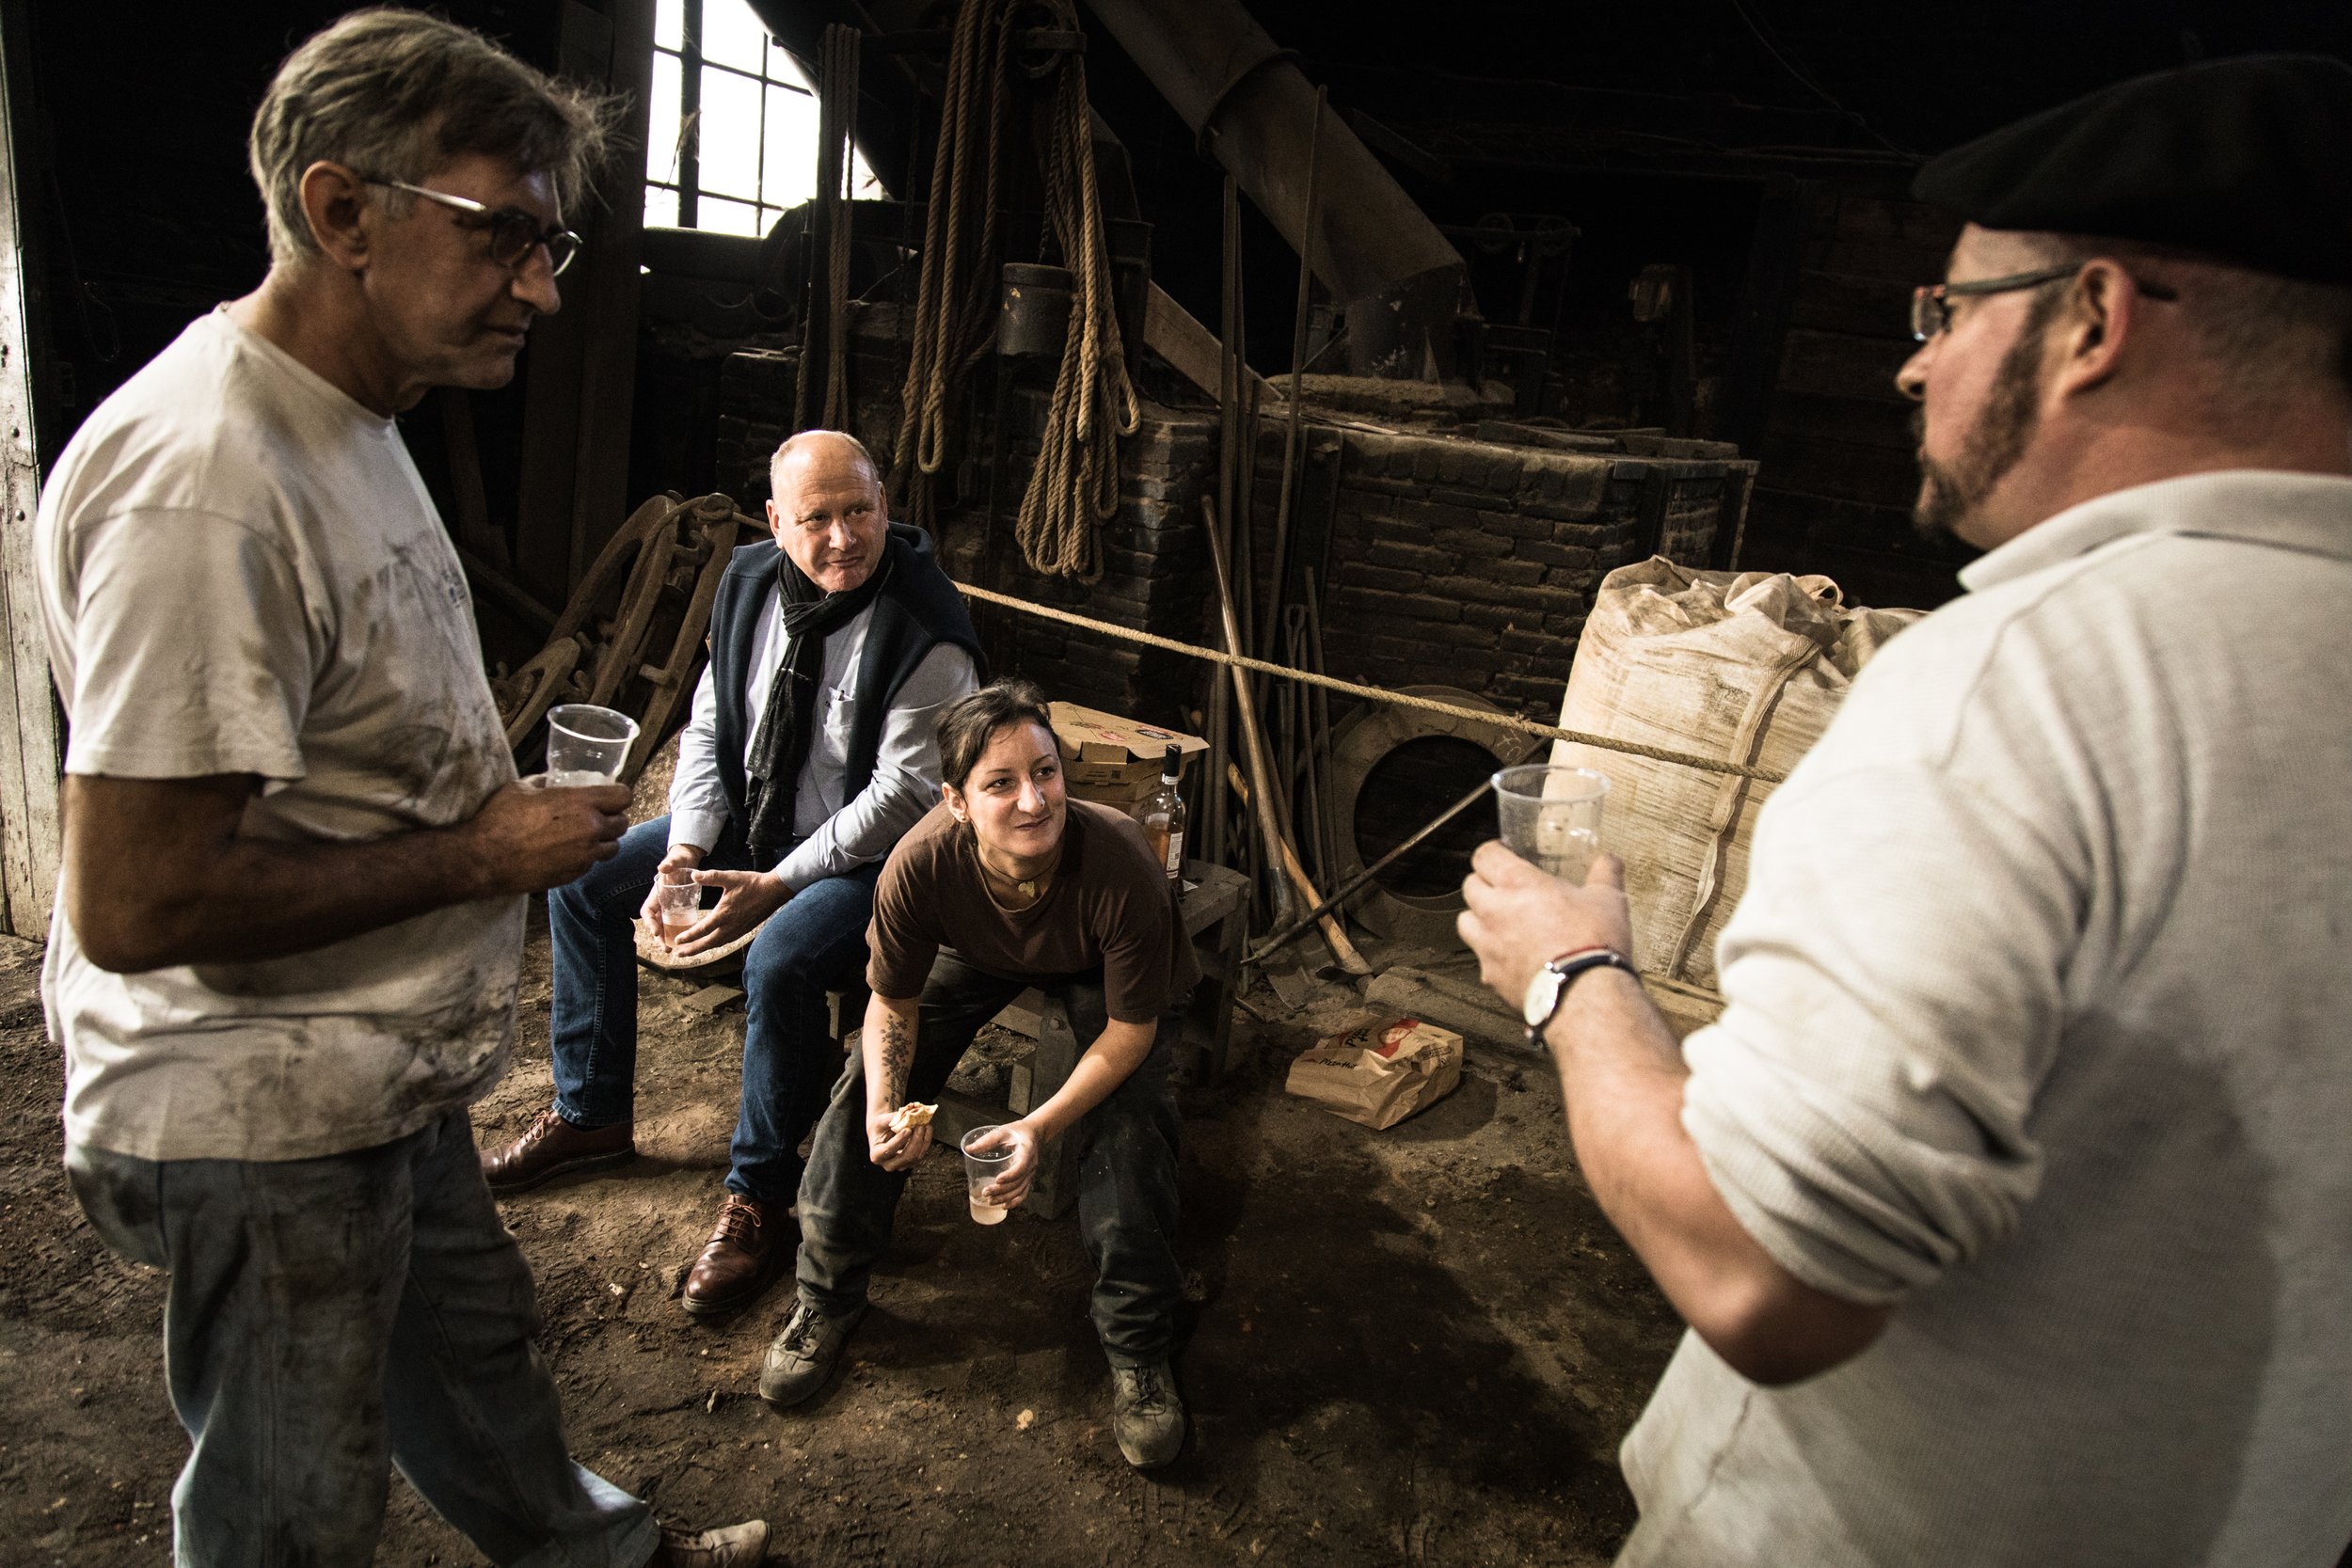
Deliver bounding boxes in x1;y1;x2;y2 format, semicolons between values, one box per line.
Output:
1913;54;2352;286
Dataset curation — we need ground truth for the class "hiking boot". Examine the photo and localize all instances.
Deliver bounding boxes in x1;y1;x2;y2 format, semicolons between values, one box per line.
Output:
682;1194;787;1317
757;1293;866;1409
480;1106;634;1193
649;1519;769;1567
1110;1361;1186;1468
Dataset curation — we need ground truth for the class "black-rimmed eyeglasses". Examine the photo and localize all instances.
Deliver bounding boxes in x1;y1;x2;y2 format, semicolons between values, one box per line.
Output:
1910;264;2178;342
365;178;583;277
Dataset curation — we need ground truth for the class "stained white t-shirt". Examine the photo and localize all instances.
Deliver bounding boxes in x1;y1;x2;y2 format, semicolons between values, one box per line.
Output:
36;309;525;1163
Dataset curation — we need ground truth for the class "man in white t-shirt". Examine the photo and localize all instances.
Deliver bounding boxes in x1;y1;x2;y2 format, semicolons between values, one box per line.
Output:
35;14;762;1567
1459;57;2352;1567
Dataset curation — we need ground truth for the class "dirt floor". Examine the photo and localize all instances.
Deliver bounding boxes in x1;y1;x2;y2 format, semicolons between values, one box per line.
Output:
0;916;1684;1567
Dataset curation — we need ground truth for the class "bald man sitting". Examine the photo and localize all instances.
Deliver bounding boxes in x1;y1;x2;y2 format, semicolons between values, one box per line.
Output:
483;430;983;1314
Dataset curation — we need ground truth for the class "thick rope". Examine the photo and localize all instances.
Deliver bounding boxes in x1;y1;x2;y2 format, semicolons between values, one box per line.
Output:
948;578;1791;784
888;0;1134;571
1013;27;1138;580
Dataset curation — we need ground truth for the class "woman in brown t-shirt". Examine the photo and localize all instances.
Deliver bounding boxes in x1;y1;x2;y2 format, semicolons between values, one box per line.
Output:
760;679;1193;1471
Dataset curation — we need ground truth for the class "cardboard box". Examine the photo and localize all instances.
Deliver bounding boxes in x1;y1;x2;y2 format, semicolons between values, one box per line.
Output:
1048;702;1208;789
1066;774;1166;811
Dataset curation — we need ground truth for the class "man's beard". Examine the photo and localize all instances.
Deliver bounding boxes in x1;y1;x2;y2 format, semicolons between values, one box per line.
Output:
1912;307;2054;546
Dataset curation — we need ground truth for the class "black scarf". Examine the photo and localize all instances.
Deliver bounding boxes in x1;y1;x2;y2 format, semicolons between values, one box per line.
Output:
743;543;897;858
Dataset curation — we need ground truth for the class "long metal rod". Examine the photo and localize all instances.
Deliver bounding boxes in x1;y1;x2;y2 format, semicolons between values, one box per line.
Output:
1227;761;1368;974
1263;84;1325;657
1205;495;1296;931
1243;768;1513;968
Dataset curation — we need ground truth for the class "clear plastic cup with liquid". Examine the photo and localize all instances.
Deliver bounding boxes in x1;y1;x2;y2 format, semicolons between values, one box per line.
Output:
647;877;701;948
960;1125;1016;1225
543;704;639;785
1492;764;1610;882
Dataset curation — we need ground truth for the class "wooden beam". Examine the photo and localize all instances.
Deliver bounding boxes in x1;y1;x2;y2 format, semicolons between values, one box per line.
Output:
514;0;652;604
1146;281;1272;403
0;1;59;939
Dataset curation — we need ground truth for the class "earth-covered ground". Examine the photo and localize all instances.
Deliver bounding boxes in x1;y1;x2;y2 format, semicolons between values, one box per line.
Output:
0;919;1683;1567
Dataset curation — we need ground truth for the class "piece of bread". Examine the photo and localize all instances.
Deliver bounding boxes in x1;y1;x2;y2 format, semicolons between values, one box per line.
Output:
888;1101;937;1134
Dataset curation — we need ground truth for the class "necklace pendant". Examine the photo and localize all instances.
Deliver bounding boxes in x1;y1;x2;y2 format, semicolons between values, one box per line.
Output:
1017;879;1039;899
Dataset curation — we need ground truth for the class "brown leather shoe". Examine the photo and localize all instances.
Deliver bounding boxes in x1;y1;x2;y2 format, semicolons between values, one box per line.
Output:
480;1106;634;1193
681;1194;787;1317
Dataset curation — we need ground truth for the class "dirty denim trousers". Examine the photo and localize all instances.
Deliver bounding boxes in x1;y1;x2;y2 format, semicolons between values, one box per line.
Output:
548;815;881;1205
65;1111;656;1568
795;950;1186;1367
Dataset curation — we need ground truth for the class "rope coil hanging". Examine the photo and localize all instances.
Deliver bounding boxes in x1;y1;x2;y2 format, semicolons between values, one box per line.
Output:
890;0;1136;578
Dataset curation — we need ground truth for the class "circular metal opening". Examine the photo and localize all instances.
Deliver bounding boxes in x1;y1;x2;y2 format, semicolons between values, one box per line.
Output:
1351;736;1503;899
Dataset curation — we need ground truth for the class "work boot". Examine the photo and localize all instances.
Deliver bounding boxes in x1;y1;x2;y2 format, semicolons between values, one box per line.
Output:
480;1105;634;1193
682;1194;786;1317
757;1292;866;1409
1110;1362;1186;1468
649;1519;769;1566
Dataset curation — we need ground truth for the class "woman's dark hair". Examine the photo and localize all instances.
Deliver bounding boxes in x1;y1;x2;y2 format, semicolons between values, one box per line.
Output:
937;679;1055;789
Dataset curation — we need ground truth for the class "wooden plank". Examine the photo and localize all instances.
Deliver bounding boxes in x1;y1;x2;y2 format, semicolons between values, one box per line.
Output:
1828;195;1963;252
1787;269;1916;342
0;5;59;939
565;0;654;583
1765;387;1918;452
1756;430;1926;507
1146;281;1272;402
1772;327;1915;405
513;1;623;603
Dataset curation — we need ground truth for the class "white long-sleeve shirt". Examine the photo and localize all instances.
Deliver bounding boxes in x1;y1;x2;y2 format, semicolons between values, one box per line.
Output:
1618;471;2352;1568
667;588;977;890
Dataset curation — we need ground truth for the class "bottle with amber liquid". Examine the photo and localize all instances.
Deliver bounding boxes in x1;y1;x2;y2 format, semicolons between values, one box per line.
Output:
1134;744;1186;884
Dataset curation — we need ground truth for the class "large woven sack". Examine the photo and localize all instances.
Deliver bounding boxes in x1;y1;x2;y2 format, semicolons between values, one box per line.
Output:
1549;558;1921;990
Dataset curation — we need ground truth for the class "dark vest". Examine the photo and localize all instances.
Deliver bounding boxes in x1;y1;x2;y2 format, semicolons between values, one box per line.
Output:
706;522;985;865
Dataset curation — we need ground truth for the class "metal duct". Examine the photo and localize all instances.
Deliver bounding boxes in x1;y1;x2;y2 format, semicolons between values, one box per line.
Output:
1080;0;1469;377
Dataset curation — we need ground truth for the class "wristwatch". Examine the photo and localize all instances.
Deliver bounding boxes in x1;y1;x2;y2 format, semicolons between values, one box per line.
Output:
1521;946;1638;1051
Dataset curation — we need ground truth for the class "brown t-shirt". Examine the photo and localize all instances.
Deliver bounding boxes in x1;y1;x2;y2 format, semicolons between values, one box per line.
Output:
866;799;1201;1022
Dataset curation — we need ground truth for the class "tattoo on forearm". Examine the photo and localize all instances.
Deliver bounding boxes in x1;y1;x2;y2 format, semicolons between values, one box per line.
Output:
880;1012;914;1104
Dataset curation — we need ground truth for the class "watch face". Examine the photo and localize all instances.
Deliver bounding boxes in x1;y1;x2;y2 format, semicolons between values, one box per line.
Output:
1522;967;1562;1027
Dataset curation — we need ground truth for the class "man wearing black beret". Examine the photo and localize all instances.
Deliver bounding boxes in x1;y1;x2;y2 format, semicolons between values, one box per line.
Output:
1460;55;2352;1566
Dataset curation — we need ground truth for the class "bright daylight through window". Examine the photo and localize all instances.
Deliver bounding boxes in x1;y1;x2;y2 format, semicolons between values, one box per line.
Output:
647;0;880;236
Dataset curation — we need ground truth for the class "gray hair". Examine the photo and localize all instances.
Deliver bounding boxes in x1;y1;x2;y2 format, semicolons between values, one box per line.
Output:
249;8;615;268
771;429;882;496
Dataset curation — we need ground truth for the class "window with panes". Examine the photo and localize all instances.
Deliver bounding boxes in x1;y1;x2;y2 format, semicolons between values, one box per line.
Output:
646;0;879;236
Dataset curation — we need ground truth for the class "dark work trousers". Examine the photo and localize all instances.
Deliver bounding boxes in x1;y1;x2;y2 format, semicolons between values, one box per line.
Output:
548;815;882;1207
794;949;1187;1369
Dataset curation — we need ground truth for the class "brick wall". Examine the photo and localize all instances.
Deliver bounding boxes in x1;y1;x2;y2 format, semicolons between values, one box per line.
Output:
940;403;1218;726
711;331;1756;738
1306;430;1755;721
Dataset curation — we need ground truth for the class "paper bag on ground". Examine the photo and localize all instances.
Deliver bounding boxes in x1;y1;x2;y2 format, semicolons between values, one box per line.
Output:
1286;1019;1463;1130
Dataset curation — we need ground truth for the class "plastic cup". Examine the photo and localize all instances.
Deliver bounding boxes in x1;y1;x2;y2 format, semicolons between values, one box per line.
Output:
545;704;639;785
1492;765;1610;882
960;1124;1016;1226
647;879;701;947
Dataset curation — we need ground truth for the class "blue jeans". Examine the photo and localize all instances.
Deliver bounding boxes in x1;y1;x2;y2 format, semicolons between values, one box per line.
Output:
795;951;1186;1367
548;816;882;1205
66;1113;656;1568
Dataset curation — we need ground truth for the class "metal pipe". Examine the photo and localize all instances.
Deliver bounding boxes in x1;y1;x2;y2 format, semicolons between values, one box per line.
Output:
1079;0;1467;376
